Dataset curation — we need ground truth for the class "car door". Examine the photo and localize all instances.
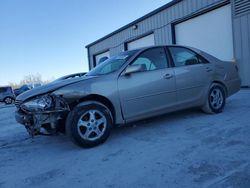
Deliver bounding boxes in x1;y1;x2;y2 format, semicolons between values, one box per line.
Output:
118;47;177;122
168;46;214;106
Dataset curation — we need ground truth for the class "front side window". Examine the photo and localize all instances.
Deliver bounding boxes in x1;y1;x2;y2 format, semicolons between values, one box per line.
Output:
131;47;168;71
169;47;207;67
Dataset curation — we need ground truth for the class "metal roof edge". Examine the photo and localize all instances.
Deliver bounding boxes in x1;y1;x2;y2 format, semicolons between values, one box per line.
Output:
85;0;182;48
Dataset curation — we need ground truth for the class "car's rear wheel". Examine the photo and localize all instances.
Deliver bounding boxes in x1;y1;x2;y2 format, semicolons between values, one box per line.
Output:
202;84;226;114
4;97;14;105
66;102;113;148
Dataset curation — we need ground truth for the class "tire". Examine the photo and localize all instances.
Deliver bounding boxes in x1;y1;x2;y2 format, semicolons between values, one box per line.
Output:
202;84;226;114
4;97;14;105
66;102;113;148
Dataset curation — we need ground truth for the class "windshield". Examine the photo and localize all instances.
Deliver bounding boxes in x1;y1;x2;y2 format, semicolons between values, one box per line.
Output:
86;50;138;76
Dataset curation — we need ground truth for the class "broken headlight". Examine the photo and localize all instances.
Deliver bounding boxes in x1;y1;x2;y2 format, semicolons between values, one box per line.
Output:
21;95;53;112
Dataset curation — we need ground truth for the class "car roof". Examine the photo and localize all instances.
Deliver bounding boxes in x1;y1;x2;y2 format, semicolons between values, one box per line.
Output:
128;45;196;51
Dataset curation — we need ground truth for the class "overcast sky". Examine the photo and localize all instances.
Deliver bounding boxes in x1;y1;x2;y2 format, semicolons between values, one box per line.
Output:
0;0;171;86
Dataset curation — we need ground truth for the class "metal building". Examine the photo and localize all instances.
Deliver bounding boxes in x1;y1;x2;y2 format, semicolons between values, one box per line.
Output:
86;0;250;87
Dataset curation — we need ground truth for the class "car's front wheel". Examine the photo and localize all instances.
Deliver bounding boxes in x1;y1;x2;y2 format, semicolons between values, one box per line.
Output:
202;84;226;114
66;102;113;148
4;97;14;105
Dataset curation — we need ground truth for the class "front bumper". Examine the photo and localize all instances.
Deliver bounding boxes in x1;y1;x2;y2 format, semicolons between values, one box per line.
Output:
15;109;38;136
15;110;33;126
15;94;70;136
15;109;68;136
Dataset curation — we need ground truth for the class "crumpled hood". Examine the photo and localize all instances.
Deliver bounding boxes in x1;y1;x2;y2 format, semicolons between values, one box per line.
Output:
16;76;95;102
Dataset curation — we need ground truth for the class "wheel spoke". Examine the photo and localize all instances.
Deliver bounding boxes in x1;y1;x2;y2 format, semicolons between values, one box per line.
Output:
211;100;216;106
83;128;93;139
96;117;105;126
77;119;89;128
218;92;222;100
94;127;102;136
212;90;218;98
89;110;96;121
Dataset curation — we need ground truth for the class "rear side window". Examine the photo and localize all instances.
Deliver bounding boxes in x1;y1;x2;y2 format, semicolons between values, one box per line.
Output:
0;87;7;93
131;47;168;71
169;47;208;67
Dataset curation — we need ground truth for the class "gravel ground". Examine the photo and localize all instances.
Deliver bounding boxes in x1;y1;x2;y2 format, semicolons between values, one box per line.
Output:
0;90;250;188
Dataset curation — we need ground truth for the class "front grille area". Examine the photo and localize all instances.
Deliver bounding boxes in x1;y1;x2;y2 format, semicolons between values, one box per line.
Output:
15;99;23;109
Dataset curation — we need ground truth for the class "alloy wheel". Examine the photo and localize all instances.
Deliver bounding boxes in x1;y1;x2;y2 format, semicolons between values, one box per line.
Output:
4;97;13;104
209;88;224;110
77;110;107;141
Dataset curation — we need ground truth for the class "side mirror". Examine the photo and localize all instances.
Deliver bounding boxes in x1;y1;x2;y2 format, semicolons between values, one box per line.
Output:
124;64;146;75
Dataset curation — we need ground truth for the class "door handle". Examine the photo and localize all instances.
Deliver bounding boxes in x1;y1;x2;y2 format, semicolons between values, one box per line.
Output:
163;74;173;79
206;67;213;72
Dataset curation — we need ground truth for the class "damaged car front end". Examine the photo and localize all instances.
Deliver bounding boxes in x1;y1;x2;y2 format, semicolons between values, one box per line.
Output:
15;94;70;137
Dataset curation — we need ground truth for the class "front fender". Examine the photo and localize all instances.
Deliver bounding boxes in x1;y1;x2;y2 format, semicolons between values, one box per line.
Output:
52;75;125;125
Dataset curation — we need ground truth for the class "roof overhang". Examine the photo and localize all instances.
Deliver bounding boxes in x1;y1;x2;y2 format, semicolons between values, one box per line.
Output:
85;0;183;48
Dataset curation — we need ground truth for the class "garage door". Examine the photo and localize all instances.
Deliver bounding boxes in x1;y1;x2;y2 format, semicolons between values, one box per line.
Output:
175;5;234;61
94;50;110;66
127;33;155;50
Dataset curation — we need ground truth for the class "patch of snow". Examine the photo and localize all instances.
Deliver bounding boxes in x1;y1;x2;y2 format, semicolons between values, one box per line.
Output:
0;102;14;109
0;90;250;188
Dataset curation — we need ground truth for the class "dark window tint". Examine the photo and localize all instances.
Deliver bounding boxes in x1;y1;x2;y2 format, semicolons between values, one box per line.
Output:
131;47;168;71
0;87;8;93
169;47;208;67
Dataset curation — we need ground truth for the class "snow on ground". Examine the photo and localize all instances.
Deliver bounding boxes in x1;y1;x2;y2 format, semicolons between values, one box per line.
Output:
0;102;14;109
0;90;250;188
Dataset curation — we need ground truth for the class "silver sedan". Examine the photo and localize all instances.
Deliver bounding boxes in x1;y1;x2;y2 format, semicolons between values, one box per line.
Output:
15;45;241;147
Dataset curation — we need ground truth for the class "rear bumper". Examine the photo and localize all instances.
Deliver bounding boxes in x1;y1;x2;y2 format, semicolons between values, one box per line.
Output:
226;78;241;97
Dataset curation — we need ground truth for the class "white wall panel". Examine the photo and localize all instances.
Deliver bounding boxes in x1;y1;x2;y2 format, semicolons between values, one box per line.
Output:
95;51;110;65
127;34;155;50
175;5;234;61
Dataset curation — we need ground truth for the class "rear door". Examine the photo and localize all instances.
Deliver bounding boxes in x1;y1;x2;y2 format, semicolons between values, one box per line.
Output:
168;46;213;105
118;47;176;121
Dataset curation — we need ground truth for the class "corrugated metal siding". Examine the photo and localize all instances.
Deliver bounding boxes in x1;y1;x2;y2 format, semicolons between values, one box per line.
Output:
87;0;250;86
232;0;250;86
234;0;250;16
88;0;227;69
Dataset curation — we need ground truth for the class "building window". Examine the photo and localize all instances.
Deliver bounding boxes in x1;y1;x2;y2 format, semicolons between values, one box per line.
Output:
94;50;110;67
